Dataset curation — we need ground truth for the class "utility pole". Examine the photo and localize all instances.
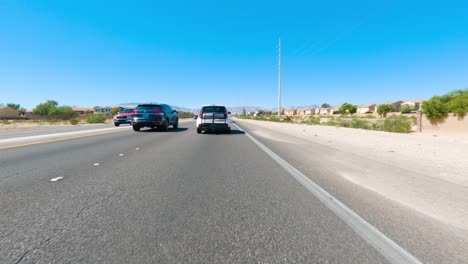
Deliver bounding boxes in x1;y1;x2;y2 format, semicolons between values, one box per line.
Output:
278;38;282;120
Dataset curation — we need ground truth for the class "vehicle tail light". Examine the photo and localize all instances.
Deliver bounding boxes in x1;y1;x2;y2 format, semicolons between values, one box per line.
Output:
224;113;227;118
154;110;164;114
199;113;203;119
132;109;138;113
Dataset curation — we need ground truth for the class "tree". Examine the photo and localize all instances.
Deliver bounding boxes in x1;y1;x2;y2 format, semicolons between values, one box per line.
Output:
339;103;357;115
400;104;415;113
7;103;20;110
33;100;59;116
110;107;121;115
376;104;395;117
52;106;77;117
421;98;449;120
422;89;468;120
321;103;331;108
447;96;468;117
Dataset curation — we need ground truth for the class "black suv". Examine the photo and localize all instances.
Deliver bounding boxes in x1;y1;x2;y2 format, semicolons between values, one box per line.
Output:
131;104;179;132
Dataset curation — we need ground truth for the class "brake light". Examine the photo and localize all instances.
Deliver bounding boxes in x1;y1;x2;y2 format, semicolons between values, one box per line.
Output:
132;109;138;113
154;109;164;114
224;113;227;118
199;113;203;119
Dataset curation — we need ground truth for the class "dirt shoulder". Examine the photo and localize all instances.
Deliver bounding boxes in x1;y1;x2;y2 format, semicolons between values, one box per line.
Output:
235;118;468;186
235;118;468;231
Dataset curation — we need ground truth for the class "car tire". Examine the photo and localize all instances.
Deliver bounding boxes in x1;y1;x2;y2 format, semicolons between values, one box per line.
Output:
133;125;140;132
161;120;169;132
226;128;231;134
114;123;120;127
173;119;179;129
197;128;201;134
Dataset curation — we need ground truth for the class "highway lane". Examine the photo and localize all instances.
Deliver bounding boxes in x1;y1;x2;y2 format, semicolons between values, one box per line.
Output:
0;119;460;263
0;120;389;263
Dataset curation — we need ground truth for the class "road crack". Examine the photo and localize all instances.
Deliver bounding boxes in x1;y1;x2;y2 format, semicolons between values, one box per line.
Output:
75;191;119;218
14;235;57;264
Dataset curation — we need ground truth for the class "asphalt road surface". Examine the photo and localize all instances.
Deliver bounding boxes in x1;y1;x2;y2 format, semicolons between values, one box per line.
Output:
1;120;466;263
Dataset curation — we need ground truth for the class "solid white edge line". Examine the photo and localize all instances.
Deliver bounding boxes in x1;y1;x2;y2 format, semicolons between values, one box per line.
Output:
234;123;423;264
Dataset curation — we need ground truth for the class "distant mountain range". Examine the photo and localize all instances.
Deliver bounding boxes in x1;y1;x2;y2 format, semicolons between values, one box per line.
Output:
119;102;195;112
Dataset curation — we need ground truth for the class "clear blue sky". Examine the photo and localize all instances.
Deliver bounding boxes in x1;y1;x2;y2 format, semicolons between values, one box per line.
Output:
1;0;467;109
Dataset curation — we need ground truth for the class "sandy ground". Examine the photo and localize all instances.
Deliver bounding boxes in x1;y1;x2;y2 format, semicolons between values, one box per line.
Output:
236;118;468;231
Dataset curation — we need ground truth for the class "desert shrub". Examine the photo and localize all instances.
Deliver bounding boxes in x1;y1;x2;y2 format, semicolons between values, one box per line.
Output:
86;114;107;123
324;119;338;126
371;122;382;130
348;118;371;129
69;118;79;125
283;116;293;122
47;118;62;123
303;116;320;125
269;115;280;122
381;116;412;133
110;107;121;115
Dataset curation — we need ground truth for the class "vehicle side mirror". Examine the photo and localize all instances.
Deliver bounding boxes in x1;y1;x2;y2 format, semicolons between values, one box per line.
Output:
228;112;231;115
193;115;198;119
172;110;177;113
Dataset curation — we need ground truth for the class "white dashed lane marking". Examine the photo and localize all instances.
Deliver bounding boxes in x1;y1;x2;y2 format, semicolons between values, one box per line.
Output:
50;177;63;182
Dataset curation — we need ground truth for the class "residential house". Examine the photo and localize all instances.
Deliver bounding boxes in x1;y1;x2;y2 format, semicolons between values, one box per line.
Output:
331;106;340;114
319;108;332;115
357;104;377;114
253;110;264;116
401;100;424;111
297;109;306;116
304;109;315;115
283;109;297;116
381;101;403;112
93;106;112;114
314;108;321;115
0;106;20;118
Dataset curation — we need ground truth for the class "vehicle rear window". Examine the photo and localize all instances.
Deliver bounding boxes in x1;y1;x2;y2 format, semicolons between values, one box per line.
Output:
136;105;162;110
136;105;162;113
202;106;226;113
